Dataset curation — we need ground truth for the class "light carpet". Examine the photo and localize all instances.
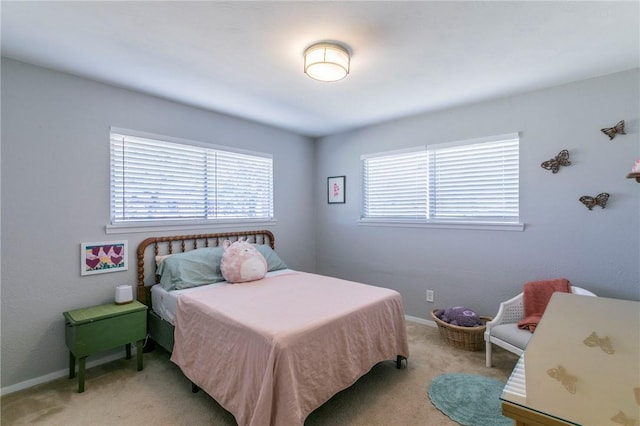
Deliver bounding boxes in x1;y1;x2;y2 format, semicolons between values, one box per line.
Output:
1;322;518;425
427;373;512;426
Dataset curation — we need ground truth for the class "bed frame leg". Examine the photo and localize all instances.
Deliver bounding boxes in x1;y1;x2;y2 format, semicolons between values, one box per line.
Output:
396;355;407;369
191;382;199;393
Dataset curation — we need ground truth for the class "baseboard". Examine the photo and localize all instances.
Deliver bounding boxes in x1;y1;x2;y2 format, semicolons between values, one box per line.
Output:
1;350;137;396
405;314;437;327
3;318;433;396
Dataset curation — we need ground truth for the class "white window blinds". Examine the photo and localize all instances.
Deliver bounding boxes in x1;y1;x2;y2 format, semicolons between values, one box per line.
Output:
110;130;273;224
428;135;519;221
361;133;519;224
362;148;428;219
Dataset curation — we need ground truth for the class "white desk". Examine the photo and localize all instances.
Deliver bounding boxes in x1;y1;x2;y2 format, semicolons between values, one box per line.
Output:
500;293;639;426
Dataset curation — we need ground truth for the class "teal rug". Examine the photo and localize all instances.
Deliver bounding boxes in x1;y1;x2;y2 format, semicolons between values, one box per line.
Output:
427;373;512;426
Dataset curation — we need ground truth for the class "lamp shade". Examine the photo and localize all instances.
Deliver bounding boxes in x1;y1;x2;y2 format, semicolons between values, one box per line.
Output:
304;43;350;82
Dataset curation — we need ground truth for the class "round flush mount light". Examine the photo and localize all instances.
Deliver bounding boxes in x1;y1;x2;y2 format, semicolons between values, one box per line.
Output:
303;42;350;82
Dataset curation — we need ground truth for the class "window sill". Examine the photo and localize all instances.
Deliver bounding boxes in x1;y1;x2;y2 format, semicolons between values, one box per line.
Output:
105;219;278;234
357;219;525;231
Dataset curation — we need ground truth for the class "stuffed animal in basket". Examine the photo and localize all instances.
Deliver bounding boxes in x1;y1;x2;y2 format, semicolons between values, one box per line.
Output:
435;306;482;327
220;240;267;283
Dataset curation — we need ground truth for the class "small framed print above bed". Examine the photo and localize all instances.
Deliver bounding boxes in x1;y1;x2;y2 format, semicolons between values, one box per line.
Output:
81;240;128;276
327;175;346;204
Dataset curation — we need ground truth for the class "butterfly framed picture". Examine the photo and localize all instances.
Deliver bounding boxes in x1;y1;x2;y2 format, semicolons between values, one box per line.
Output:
579;193;609;210
600;120;625;140
541;149;571;174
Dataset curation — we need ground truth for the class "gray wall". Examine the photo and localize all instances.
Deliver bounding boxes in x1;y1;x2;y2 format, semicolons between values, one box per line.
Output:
0;58;316;389
2;57;639;392
314;69;640;320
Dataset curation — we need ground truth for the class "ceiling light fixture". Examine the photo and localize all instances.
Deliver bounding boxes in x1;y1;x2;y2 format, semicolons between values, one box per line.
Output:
304;42;350;82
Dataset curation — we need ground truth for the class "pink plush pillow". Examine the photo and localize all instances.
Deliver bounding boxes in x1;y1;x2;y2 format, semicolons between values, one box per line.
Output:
220;240;267;283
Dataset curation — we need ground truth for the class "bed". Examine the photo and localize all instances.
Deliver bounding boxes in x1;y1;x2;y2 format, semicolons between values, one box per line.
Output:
137;230;409;426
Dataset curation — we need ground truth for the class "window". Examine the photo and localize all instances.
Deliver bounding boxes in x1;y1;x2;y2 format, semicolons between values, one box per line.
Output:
361;133;521;229
109;128;273;227
362;147;428;219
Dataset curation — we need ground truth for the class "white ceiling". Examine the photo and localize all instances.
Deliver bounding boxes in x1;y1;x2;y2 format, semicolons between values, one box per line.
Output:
2;1;639;137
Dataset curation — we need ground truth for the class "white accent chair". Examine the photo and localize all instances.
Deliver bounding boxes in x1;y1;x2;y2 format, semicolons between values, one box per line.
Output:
484;286;596;367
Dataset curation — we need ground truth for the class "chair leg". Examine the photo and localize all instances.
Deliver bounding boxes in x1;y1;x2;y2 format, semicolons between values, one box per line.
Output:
485;341;492;368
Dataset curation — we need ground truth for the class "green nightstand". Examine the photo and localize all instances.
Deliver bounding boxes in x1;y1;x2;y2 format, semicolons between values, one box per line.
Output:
63;300;148;393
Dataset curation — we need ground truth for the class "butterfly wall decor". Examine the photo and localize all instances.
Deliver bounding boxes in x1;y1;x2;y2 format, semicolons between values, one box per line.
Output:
541;149;571;173
579;193;609;210
600;120;626;140
583;331;614;354
547;365;577;394
611;410;637;426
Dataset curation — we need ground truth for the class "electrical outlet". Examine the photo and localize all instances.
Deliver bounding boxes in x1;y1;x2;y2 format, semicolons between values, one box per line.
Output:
426;289;434;302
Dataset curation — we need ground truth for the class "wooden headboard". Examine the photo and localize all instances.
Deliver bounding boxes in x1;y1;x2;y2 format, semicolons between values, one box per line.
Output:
136;230;275;305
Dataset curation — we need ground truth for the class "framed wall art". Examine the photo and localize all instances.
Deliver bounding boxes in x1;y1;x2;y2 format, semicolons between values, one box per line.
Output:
327;176;346;204
81;240;128;276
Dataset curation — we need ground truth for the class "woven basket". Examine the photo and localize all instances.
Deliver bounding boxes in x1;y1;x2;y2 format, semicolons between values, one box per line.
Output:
430;309;491;351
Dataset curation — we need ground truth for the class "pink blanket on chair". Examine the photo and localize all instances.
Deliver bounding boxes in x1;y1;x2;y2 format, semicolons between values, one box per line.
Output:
517;278;571;332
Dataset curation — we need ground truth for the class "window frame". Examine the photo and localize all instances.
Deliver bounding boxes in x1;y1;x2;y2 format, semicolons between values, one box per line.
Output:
359;133;524;231
106;127;276;234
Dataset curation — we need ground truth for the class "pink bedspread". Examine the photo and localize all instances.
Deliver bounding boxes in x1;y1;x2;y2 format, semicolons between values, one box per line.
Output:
170;271;409;426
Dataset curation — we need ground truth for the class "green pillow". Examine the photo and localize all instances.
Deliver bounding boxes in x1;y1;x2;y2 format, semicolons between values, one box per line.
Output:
157;247;224;290
253;245;288;271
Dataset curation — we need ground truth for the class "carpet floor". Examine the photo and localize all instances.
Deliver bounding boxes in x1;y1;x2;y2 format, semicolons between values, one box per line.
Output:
1;322;518;425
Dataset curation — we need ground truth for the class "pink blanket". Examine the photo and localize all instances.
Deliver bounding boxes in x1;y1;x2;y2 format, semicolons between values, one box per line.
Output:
517;278;571;332
170;271;409;426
